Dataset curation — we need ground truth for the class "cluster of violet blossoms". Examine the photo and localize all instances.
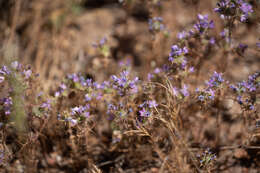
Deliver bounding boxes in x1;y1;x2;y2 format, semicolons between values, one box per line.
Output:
197;148;217;167
172;84;190;99
230;72;259;110
177;14;214;41
139;100;158;117
193;14;214;34
111;70;139;96
196;71;225;101
168;45;189;69
148;17;166;33
55;83;67;97
0;97;12;115
0;66;10;83
214;0;253;22
59;104;91;126
106;102;132;118
70;105;90;118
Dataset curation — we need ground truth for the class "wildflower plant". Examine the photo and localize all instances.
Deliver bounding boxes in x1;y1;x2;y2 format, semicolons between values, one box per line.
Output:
92;37;110;57
214;0;253;22
196;71;225;102
230;72;260;111
0;0;259;172
148;17;169;37
197;148;217;171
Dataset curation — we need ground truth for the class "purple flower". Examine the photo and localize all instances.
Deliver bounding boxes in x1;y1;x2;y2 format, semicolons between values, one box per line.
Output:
249;105;254;110
147;73;154;81
55;83;67;97
198;95;205;101
189;67;195;73
237;96;243;105
1;97;12;115
194;14;214;34
3;97;12;106
85;94;92;102
92;37;107;48
148;100;158;108
99;37;107;46
0;66;10;76
172;85;189;98
139;108;151;117
214;0;253;22
180;84;189;97
168;45;188;63
209;37;215;45
148;17;165;33
111;70;139;96
83;111;90;118
177;31;187;40
24;69;32;79
207;89;215;100
206;71;224;88
86;79;92;87
40;100;52;111
67;73;79;82
60;83;67;90
231;72;259;94
256;42;260;48
237;43;248;53
154;68;161;74
172;87;179;96
240;2;253;14
66;117;78;126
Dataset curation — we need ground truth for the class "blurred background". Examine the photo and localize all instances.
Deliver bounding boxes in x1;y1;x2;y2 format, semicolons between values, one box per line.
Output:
0;0;259;91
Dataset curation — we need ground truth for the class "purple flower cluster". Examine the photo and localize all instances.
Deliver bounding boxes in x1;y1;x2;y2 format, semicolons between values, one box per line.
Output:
206;71;225;88
0;150;4;164
168;45;188;68
230;72;259;110
214;0;253;22
172;84;190;99
138;100;158;117
198;148;217;167
239;1;253;22
237;43;248;54
230;72;260;93
66;73;109;93
257;42;260;48
176;14;214;42
71;104;90;118
67;73;80;83
0;97;12;115
58;103;91;126
23;69;32;79
0;66;11;75
92;37;107;48
197;72;224;101
111;70;139;96
147;68;161;81
193;14;214;34
40;99;52;111
148;17;165;33
63;116;78;126
0;66;10;82
55;83;67;97
106;102;132;118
